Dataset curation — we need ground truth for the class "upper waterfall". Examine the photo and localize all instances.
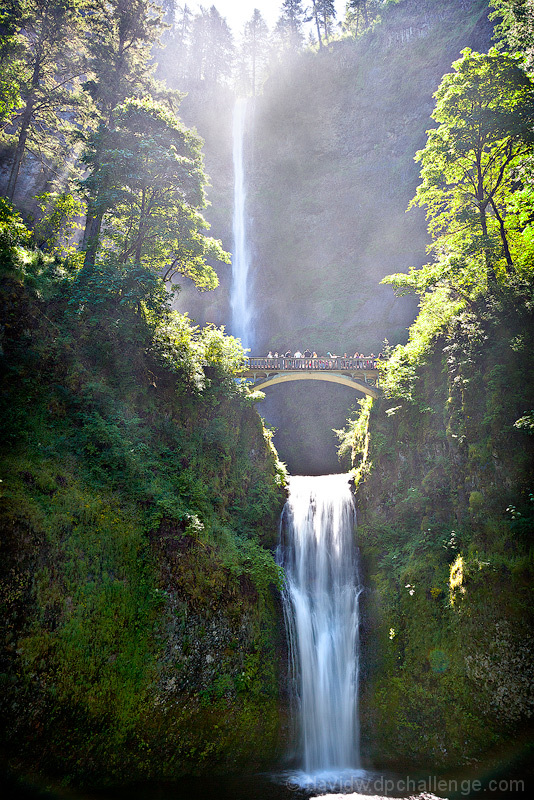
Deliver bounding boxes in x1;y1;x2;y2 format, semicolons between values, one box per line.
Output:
231;97;253;350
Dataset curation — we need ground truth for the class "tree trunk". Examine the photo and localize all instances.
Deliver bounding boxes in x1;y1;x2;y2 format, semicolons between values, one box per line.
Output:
6;90;37;200
489;198;513;272
312;0;323;47
6;52;42;200
479;204;498;286
82;209;104;272
476;151;497;285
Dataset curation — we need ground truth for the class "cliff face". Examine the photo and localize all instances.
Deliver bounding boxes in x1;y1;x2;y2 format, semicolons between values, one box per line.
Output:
171;0;494;474
0;270;288;786
352;292;534;770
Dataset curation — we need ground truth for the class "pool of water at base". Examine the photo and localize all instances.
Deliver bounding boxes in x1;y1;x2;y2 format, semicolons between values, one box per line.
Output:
3;764;532;800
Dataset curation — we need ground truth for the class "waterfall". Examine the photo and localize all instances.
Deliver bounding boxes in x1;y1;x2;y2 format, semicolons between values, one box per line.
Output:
231;97;253;350
278;474;362;778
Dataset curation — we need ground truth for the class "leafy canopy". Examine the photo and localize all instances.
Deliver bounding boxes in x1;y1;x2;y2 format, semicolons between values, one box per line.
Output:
81;97;229;290
384;48;534;300
1;0;89;199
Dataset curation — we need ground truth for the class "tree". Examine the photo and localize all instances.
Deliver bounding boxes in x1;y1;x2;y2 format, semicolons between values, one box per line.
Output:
240;8;270;96
187;6;234;86
490;0;534;71
81;97;229;290
81;0;165;269
310;0;336;47
406;49;534;285
0;1;25;128
157;2;193;89
344;0;381;37
32;191;84;256
1;0;88;200
275;0;306;51
82;0;165;121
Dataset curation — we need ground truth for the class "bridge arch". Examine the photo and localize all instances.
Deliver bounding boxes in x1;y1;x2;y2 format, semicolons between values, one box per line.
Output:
252;371;380;399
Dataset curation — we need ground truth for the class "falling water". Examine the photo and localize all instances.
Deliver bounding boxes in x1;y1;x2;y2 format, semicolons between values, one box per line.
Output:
278;474;362;779
231;97;253;350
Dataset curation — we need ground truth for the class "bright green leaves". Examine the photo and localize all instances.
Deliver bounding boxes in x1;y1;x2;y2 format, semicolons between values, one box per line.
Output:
382;48;534;406
1;0;90;199
385;48;534;304
414;49;534;277
490;0;534;71
81;97;229;293
0;196;31;271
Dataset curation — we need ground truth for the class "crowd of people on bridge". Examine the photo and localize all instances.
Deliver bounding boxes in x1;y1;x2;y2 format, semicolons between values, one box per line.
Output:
248;350;382;370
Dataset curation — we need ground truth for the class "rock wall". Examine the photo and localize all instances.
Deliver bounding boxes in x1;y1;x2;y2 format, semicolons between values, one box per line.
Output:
0;271;288;786
352;294;534;772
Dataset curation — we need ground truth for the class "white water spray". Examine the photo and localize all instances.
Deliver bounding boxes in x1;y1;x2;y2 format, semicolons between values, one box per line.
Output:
231;98;253;350
278;474;362;777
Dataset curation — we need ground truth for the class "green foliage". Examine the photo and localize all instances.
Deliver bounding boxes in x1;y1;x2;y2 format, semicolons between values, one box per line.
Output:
343;0;383;37
80;96;228;291
82;0;164;118
336;395;373;479
514;410;534;432
0;3;24;127
2;0;90;199
387;48;534;300
0;260;287;783
0;196;31;270
352;280;534;768
32;192;85;256
69;259;172;318
490;0;534;70
379;288;462;401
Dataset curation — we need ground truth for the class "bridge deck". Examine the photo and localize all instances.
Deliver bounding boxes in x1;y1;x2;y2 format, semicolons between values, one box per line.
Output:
242;356;378;373
240;357;380;397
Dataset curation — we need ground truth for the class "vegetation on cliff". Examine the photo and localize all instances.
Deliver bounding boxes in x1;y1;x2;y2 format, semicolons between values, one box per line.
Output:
2;0;534;787
338;18;534;771
0;2;289;782
0;201;287;785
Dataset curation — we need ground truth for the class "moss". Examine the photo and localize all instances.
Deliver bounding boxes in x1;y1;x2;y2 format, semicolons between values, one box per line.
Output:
350;289;534;770
0;274;288;786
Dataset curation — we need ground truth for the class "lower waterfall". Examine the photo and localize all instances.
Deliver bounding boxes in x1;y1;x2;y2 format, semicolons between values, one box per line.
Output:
278;473;362;779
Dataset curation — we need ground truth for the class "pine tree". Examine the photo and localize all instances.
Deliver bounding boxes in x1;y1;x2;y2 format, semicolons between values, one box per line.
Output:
187;6;234;86
344;0;381;37
158;2;193;90
83;0;164;122
275;0;307;51
240;9;270;96
311;0;336;47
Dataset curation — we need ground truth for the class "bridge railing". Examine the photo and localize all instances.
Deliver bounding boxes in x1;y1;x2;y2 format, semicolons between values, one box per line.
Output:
244;356;378;371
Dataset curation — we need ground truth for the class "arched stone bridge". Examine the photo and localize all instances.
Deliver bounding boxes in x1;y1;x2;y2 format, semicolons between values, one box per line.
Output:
241;356;381;399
